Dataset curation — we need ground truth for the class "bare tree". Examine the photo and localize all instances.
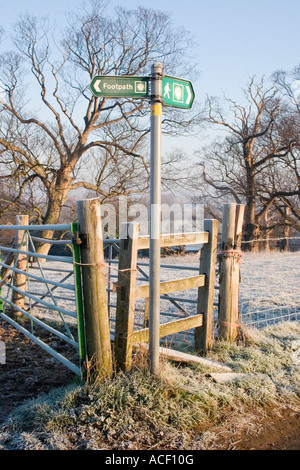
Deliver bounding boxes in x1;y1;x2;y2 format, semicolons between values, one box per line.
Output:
272;65;300;227
0;1;201;254
195;77;299;250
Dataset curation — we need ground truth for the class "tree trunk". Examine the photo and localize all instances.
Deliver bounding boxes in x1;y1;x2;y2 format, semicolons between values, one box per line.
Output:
282;206;290;251
244;170;261;251
264;210;270;251
35;169;73;258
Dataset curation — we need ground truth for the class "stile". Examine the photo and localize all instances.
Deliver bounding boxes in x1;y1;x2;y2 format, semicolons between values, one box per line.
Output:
195;219;218;352
113;224;221;372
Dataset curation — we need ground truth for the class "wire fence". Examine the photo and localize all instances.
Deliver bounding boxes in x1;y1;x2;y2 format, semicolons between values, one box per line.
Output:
237;241;300;329
239;305;300;328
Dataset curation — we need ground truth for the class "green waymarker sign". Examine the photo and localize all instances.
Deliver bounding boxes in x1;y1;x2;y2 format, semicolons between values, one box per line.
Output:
90;76;149;98
90;74;195;109
162;76;194;109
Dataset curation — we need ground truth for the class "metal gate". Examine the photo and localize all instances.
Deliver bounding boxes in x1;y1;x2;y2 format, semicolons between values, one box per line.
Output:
0;222;86;377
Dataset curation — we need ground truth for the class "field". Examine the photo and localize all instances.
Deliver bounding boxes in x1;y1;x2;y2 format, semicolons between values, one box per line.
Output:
135;249;300;333
0;250;299;450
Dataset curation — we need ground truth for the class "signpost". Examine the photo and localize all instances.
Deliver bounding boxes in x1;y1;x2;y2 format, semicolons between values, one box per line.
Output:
149;63;163;375
90;74;194;108
162;76;194;109
90;66;194;375
90;76;149;98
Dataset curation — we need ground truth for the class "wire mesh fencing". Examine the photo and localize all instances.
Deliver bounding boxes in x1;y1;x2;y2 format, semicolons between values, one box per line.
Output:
237;247;300;329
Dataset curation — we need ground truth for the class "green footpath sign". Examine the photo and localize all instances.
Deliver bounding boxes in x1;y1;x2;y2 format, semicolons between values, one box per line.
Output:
162;75;195;109
90;74;195;109
90;76;149;98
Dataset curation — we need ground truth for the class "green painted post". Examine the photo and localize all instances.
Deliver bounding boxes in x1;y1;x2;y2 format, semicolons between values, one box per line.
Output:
0;253;3;313
71;223;87;378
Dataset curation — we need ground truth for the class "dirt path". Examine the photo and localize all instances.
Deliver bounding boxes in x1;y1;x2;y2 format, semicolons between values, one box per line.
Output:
0;318;76;425
0;318;299;450
199;406;300;450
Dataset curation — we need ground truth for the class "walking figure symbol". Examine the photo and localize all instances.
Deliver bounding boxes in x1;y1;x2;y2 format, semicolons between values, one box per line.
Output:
163;83;171;99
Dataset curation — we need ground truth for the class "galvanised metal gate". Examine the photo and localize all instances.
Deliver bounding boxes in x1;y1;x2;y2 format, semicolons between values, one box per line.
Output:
0;221;86;377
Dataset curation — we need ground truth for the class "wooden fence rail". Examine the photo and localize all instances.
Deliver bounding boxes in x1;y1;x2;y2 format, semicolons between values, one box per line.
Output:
114;219;218;371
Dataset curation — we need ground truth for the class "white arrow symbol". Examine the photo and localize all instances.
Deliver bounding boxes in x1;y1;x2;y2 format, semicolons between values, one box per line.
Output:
94;79;101;93
186;85;192;105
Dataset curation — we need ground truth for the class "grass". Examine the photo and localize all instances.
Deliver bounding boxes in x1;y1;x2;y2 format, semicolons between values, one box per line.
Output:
0;321;299;450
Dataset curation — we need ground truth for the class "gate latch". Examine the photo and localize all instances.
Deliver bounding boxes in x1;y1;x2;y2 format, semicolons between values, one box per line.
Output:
73;231;82;245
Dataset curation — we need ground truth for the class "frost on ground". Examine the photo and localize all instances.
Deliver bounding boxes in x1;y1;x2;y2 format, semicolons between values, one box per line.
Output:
0;320;299;450
0;249;299;450
238;250;300;326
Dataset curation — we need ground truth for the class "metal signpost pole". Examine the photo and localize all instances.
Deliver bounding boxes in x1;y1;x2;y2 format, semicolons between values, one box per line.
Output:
149;62;163;375
89;68;194;375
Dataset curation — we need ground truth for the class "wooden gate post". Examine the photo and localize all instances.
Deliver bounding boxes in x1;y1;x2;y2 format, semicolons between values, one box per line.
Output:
195;219;218;353
115;222;139;371
77;198;113;378
12;215;28;313
218;203;244;342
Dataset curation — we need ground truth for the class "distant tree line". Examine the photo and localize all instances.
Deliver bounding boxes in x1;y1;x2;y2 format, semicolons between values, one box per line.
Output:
194;72;300;250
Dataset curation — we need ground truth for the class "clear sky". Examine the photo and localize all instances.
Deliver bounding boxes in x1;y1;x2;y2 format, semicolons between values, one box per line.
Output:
1;0;300;152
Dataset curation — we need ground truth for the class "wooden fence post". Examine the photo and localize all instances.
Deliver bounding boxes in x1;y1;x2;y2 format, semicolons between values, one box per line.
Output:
218;203;245;342
195;219;218;353
77;198;113;378
115;222;139;371
12;215;28;313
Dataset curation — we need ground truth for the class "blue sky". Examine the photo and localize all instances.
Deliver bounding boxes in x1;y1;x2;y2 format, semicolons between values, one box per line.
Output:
1;0;299;100
1;0;300;152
